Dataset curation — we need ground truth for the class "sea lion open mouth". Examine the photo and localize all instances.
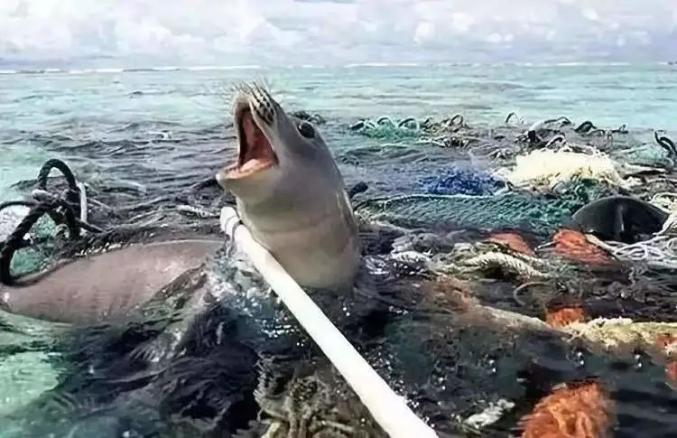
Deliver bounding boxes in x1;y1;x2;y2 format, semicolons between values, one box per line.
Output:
217;83;360;289
227;105;278;179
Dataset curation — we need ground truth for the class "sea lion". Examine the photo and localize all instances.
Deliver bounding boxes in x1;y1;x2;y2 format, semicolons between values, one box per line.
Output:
216;83;361;291
0;238;222;324
571;195;668;243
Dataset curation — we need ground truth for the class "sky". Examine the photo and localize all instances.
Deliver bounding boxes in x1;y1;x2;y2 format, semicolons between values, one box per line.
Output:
1;0;676;68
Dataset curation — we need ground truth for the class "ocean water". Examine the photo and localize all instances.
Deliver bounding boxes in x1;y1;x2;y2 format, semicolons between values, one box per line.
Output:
1;64;677;436
2;63;676;204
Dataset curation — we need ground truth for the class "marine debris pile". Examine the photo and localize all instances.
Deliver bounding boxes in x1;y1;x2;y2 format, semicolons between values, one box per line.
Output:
1;106;676;438
349;111;677;436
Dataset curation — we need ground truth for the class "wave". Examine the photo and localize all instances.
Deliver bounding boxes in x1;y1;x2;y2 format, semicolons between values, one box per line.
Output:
121;65;265;73
68;69;95;74
2;68;65;75
344;62;422;68
184;65;264;71
94;68;124;73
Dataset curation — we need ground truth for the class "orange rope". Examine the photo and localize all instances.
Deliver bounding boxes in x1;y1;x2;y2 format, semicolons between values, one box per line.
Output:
552;229;614;265
520;381;614;438
546;306;588;329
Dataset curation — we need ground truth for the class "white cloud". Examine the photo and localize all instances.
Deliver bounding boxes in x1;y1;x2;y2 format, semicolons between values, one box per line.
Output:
0;0;675;66
582;8;599;21
414;21;435;44
450;13;475;34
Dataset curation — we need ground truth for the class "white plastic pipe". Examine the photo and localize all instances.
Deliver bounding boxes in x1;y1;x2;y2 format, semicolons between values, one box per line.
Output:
220;207;439;438
76;182;88;224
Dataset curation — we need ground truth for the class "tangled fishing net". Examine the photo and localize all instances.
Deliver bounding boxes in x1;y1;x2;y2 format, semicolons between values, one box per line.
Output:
2;106;676;437
501;148;629;190
349;116;421;140
519;381;614;438
563;318;677;359
417;166;506;196
551;230;615;265
417;240;551;282
355;179;615;236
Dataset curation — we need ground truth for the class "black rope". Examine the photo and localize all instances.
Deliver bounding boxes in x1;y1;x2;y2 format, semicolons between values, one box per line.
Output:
574;120;596;133
348;182;368;200
0;199;81;285
544;116;572;127
397;117;417;129
34;158;106;232
36;158;78;192
0;200;36;213
654;131;677;157
35;158;81;214
30;189;104;233
449;114;464;126
350;120;366;131
376;116;393;125
1;201;37;253
505;112;519;125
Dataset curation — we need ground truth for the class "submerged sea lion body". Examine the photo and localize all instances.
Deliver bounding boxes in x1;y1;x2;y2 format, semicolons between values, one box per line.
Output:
571;195;668;243
216;84;360;291
1;239;222;324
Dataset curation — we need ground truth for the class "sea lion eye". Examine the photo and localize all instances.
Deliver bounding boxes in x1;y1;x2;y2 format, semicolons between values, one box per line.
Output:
298;121;315;138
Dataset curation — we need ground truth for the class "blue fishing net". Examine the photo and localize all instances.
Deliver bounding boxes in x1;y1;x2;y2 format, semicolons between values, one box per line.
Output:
418;166;505;196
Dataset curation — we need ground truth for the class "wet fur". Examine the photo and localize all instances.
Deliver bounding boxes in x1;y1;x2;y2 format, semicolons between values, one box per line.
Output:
1;237;222;324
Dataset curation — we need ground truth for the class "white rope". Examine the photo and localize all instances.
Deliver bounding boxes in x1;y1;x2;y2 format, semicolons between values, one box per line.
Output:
586;234;677;270
76;182;88;224
220;207;440;438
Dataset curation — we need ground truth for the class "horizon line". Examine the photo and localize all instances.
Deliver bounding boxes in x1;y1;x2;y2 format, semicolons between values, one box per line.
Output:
1;61;674;76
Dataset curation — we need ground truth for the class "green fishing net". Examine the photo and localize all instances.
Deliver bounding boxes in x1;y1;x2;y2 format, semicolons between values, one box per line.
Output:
350;117;421;140
615;144;674;168
355;179;615;236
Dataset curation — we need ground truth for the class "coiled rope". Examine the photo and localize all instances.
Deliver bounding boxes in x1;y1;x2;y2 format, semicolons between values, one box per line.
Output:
35;158;80;206
0;198;81;284
0;159;108;284
463;252;549;281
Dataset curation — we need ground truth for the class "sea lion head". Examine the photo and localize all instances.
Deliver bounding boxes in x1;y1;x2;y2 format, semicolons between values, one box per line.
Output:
216;83;343;208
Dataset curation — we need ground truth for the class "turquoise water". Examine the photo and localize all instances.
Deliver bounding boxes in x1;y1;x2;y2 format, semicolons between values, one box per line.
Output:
2;63;676;200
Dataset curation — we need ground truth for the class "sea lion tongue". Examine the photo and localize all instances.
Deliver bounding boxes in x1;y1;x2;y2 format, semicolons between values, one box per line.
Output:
239;110;276;174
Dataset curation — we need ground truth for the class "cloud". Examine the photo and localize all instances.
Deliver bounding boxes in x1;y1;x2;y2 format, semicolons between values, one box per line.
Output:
0;0;676;66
